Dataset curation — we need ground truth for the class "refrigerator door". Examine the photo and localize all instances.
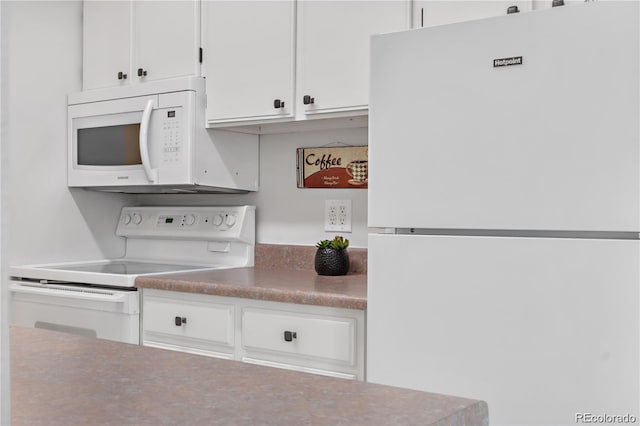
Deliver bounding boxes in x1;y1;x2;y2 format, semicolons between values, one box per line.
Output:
367;234;639;425
369;2;639;231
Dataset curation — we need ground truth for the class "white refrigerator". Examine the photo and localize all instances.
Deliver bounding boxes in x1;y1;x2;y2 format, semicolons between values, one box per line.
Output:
367;2;639;425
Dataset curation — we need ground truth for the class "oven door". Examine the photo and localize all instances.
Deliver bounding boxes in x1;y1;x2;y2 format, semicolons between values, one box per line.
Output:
9;281;140;344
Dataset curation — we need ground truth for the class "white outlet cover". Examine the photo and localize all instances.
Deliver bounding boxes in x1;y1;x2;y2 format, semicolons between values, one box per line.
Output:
325;200;352;232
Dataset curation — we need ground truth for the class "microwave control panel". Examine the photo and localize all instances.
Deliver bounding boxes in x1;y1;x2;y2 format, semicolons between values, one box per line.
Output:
160;108;182;165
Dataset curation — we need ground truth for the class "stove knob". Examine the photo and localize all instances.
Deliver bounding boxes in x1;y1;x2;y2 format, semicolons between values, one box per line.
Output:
184;214;196;226
225;214;236;227
123;214;132;225
132;213;142;225
213;214;224;226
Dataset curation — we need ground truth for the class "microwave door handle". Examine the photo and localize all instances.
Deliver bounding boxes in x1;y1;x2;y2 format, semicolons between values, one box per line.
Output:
139;99;158;183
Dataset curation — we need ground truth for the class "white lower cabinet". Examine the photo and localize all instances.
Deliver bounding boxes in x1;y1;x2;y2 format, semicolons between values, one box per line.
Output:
242;307;362;380
142;289;366;380
143;290;235;359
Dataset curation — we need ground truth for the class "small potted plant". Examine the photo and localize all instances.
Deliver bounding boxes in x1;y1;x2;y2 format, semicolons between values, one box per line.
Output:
315;236;350;276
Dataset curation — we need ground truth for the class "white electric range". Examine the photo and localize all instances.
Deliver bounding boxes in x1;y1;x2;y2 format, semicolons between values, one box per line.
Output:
9;205;255;344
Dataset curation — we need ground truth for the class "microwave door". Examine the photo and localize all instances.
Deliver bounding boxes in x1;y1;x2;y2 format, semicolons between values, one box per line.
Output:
68;95;158;188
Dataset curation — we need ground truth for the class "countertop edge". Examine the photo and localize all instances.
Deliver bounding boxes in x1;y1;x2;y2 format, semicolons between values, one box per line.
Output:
135;274;368;311
12;326;489;426
432;400;490;426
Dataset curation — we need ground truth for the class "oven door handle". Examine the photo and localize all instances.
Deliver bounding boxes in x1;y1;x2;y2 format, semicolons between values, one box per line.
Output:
9;283;128;303
139;98;158;183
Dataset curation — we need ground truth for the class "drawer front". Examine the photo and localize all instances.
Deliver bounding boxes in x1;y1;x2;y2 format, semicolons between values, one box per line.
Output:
242;308;356;365
144;297;234;347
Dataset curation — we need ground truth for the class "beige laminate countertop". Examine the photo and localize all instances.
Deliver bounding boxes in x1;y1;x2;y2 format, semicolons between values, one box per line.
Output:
136;267;367;310
12;326;489;426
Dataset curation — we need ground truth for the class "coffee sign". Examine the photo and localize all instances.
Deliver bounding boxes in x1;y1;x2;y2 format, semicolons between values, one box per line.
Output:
296;146;368;189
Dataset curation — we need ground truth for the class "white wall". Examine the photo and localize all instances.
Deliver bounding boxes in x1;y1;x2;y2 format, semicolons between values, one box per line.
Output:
138;127;369;248
2;1;134;267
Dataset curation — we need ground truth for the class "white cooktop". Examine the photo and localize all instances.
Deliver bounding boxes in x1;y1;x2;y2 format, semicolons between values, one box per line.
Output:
45;260;218;275
10;259;229;287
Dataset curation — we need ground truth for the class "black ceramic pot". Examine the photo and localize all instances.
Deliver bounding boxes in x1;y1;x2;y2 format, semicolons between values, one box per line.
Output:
314;248;350;276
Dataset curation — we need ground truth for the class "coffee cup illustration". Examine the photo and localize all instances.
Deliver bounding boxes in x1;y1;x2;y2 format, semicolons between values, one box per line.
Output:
346;160;368;185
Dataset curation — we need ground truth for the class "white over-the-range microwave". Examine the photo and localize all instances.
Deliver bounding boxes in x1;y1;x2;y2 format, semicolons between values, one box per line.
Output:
68;77;259;193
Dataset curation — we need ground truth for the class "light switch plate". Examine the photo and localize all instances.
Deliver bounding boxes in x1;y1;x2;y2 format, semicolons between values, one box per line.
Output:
325;200;352;232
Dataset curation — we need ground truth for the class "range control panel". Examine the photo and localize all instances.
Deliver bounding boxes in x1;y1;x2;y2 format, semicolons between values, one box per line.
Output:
116;206;255;242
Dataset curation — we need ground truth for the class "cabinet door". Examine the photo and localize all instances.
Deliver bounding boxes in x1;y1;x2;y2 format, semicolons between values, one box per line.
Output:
143;290;235;359
83;1;131;90
413;0;532;29
242;308;356;365
297;0;410;116
204;1;295;124
133;1;200;83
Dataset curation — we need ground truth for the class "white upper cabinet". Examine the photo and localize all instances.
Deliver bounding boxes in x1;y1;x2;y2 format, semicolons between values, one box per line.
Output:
297;1;410;116
83;2;131;90
83;1;201;91
203;1;295;124
202;0;410;129
413;1;532;29
133;1;201;83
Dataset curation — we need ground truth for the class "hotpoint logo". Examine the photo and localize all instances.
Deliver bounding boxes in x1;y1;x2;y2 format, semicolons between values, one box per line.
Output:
493;56;523;67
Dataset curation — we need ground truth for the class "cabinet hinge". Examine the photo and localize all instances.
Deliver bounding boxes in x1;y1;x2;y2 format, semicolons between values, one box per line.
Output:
199;47;203;64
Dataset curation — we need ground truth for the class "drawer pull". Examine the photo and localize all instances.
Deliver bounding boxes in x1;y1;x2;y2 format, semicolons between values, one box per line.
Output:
174;316;187;326
283;330;297;342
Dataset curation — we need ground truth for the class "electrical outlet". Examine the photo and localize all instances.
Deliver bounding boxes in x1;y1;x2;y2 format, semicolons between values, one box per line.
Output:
325;200;352;232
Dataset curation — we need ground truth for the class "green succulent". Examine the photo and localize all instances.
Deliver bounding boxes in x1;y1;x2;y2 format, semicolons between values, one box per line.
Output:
316;236;350;250
316;239;332;249
330;236;349;250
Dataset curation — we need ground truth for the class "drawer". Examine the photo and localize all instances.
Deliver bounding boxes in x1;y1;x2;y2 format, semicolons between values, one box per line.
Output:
144;296;234;347
242;308;356;365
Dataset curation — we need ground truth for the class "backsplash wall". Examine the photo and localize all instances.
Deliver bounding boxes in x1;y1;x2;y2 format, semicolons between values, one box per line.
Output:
138;127;369;248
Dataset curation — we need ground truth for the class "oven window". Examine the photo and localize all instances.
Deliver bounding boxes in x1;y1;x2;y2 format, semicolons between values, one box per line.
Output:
77;124;142;166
